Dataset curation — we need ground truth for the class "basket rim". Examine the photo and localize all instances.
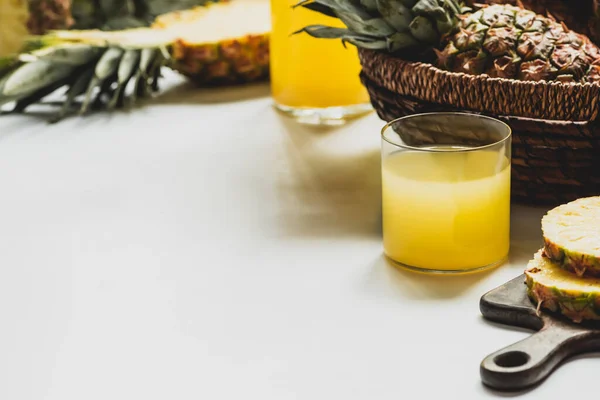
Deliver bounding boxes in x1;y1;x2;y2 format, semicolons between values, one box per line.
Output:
358;48;600;123
359;48;600;90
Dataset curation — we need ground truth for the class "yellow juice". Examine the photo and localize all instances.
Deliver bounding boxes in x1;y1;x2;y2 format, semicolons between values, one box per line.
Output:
382;149;511;271
269;0;370;108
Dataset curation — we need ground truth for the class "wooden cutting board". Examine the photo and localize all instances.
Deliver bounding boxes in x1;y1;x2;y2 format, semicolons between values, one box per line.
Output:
479;274;600;391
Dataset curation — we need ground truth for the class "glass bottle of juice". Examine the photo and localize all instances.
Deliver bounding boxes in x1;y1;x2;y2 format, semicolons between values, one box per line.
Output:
269;0;372;124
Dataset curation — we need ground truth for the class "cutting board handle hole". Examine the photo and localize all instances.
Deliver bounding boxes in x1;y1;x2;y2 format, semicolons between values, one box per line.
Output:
493;351;530;368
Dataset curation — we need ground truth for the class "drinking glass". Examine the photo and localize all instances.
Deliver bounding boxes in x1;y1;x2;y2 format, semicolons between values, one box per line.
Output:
381;112;512;274
269;0;372;125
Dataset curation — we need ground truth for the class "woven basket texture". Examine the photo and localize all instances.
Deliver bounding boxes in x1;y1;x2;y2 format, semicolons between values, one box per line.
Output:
358;48;600;205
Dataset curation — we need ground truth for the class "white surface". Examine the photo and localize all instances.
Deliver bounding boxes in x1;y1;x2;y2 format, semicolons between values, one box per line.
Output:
0;73;592;399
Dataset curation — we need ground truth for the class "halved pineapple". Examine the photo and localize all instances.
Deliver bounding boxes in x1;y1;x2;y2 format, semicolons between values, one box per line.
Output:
0;0;270;121
542;196;600;277
525;249;600;323
152;0;270;86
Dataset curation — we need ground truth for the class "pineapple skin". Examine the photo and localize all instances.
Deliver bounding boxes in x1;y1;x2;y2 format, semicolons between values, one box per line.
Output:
169;35;269;86
437;4;600;83
541;196;600;278
544;239;600;278
525;250;600;323
476;0;600;45
27;0;74;35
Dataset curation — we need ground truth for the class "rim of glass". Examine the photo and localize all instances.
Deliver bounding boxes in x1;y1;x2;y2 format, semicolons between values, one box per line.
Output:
381;112;512;153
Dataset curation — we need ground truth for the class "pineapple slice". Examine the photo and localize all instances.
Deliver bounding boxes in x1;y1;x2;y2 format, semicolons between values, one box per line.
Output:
542;196;600;277
525;249;600;323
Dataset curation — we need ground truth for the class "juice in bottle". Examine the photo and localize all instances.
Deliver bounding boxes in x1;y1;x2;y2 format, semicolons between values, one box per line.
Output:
269;0;372;123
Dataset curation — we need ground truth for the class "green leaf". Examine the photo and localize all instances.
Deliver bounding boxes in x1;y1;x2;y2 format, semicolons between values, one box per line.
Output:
335;10;395;36
360;0;379;13
93;70;119;110
387;31;419;51
13;75;72;113
442;0;462;16
375;0;414;32
144;0;215;19
294;25;357;39
295;25;392;51
144;51;165;95
295;0;373;20
102;16;149;30
94;47;125;80
31;44;103;66
132;48;158;103
108;49;141;109
50;68;95;123
1;61;77;98
409;15;438;44
80;75;102;115
297;2;338;18
71;0;215;29
117;49;141;84
342;36;389;50
80;47;124;114
435;12;454;35
412;0;446;19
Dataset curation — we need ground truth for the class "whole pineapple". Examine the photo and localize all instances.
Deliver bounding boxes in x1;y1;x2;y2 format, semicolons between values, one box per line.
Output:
295;0;600;84
476;0;600;46
437;4;600;82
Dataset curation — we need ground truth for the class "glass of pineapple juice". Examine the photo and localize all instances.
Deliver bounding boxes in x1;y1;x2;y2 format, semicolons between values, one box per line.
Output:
381;113;512;274
269;0;372;124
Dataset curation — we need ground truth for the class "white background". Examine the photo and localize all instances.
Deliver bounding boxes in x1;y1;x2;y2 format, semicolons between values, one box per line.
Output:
0;73;594;399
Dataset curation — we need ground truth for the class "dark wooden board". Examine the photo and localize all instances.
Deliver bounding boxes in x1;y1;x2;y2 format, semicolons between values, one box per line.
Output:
479;274;600;391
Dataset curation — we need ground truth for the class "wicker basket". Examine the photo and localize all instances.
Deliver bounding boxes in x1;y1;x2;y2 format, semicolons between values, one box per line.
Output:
358;48;600;206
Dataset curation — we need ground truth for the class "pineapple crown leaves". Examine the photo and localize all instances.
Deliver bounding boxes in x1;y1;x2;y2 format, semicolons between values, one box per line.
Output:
296;0;397;36
293;0;469;54
297;25;418;51
0;40;169;123
71;0;221;30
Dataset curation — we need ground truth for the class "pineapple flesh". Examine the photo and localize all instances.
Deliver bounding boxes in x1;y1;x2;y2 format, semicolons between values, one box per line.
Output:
542;196;600;277
295;0;600;83
525;249;600;323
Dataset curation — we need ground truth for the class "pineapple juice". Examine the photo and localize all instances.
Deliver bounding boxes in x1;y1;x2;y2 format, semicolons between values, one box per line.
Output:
382;149;511;272
269;0;370;108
